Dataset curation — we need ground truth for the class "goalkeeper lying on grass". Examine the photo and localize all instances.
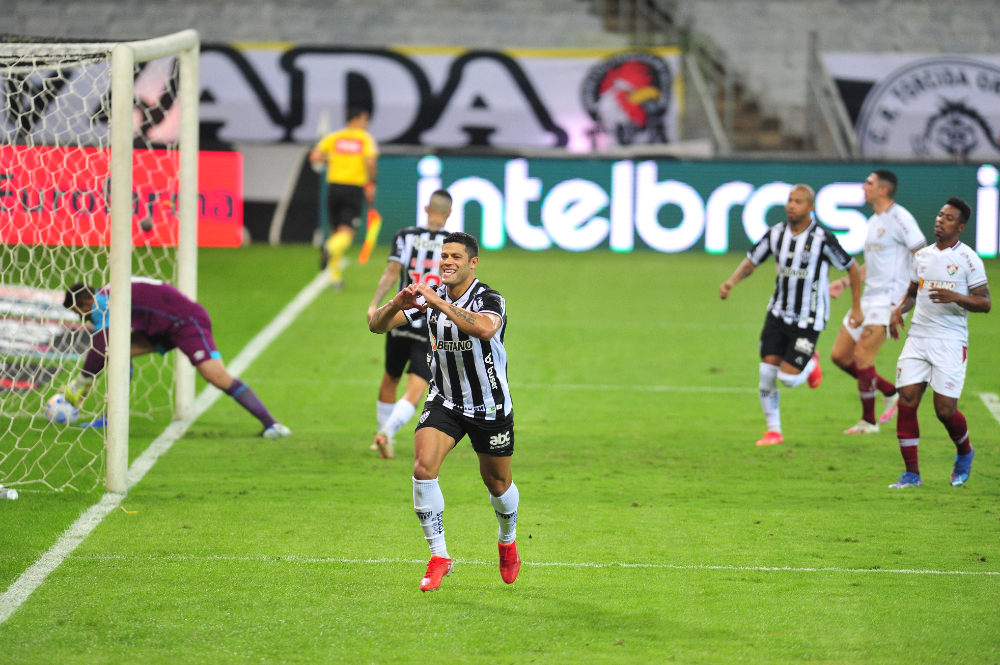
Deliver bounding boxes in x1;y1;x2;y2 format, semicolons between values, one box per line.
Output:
62;278;291;438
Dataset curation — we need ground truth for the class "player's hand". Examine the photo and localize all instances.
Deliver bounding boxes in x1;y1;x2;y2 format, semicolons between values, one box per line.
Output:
414;282;439;303
829;279;846;299
928;287;960;304
367;304;378;322
848;306;863;329
889;308;905;340
719;281;733;300
394;284;425;312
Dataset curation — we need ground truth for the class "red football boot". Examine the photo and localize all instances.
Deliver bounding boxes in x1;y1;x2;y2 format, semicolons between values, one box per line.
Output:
807;351;823;389
755;431;784;446
419;556;453;592
498;541;521;584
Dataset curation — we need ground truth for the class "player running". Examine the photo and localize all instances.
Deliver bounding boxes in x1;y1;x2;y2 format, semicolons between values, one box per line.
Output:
887;197;990;488
829;170;926;434
366;190;452;459
62;278;291;438
369;232;520;591
720;184;863;447
309;107;378;289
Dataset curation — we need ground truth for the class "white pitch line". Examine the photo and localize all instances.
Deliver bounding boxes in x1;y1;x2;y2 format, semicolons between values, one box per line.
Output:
69;554;1000;577
980;393;1000;425
0;271;329;627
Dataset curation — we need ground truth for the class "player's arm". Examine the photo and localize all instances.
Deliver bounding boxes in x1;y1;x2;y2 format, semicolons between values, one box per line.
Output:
844;261;864;328
830;263;865;299
889;281;919;340
415;283;502;341
369;284;423;334
367;261;402;321
719;258;756;299
929;283;991;312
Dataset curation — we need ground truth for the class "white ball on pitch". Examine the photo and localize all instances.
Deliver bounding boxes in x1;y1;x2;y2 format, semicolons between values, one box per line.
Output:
44;394;80;425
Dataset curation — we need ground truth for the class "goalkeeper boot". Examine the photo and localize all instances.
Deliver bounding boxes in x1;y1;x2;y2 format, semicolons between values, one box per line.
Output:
420;556;453;592
755;431;784;446
498;541;521;584
951;447;974;487
888;472;922;489
374;430;394;459
879;392;899;424
262;423;291;439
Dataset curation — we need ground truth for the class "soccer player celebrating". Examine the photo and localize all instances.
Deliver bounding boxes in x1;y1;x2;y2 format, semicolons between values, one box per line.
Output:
369;232;519;591
829;170;926;434
720;184;863;447
309;107;378;289
62;279;291;438
366;190;453;459
887;197;990;488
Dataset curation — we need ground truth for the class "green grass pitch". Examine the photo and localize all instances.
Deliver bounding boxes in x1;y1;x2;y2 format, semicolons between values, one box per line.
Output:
1;245;998;664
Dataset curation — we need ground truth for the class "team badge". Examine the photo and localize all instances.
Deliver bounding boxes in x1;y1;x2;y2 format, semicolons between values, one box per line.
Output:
582;52;673;146
876;227;886;238
946;264;959;276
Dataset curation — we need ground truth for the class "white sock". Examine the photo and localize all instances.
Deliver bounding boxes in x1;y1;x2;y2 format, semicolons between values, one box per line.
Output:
489;482;519;544
759;363;781;433
778;357;815;388
376;401;394;429
413;477;448;558
383;400;417;440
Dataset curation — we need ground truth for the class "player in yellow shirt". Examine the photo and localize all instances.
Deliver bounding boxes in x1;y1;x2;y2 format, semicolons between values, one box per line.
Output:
309;107;379;288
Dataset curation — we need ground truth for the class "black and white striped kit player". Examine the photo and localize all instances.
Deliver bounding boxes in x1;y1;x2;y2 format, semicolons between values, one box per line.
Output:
406;280;512;421
749;219;854;332
392;227;450;292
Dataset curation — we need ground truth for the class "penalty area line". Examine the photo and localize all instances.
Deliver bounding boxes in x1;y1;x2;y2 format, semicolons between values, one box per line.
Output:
68;554;1000;577
979;393;1000;425
0;271;330;628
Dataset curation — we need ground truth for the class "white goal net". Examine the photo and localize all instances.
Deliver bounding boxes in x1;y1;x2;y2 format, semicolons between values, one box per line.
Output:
0;32;199;492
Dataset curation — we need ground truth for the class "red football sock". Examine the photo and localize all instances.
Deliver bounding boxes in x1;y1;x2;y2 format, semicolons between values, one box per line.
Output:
856;365;877;424
874;373;896;397
942;410;972;456
897;404;920;474
843;361;859;379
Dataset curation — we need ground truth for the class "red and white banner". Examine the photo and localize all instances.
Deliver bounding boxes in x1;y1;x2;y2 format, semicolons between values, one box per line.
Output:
0;148;243;248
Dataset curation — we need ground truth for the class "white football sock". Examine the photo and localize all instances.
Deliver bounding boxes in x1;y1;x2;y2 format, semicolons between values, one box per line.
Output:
413;477;448;558
383;400;417;440
778;357;815;388
489;482;519;544
376;401;394;429
759;363;781;433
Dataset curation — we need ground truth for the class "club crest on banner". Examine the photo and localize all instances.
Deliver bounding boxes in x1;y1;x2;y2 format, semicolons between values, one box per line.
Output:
857;57;1000;159
581;52;673;148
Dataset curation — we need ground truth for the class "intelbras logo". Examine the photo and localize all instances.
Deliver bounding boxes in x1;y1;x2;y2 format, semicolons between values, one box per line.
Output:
858;57;1000;159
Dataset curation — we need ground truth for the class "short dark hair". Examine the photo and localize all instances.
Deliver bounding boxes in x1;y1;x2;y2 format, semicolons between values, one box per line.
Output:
443;231;479;258
64;283;95;309
945;196;971;224
346;106;368;121
430;189;452;205
873;169;898;198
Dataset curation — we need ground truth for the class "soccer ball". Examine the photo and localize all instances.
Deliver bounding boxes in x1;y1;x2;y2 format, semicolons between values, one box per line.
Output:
44;394;80;425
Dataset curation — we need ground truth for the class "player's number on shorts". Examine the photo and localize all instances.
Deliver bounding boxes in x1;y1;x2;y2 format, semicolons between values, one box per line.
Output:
410;271;441;287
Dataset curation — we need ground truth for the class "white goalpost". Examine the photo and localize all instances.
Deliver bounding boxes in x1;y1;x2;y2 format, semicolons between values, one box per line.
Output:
0;30;199;493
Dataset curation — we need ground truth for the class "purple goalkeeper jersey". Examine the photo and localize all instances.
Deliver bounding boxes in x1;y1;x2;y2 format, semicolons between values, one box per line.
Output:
82;278;215;376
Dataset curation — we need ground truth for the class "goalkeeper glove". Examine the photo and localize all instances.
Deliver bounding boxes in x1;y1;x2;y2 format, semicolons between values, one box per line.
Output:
63;375;93;408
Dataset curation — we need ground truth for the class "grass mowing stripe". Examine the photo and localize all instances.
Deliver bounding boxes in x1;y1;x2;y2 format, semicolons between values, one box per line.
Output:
67;554;1000;576
250;376;758;393
980;392;1000;424
0;271;328;628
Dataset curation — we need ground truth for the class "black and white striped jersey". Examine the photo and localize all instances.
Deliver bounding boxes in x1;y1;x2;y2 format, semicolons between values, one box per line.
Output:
388;227;449;332
404;279;512;421
747;220;855;332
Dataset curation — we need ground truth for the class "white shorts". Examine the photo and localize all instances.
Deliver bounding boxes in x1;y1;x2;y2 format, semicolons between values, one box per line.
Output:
842;295;893;342
896;336;967;399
